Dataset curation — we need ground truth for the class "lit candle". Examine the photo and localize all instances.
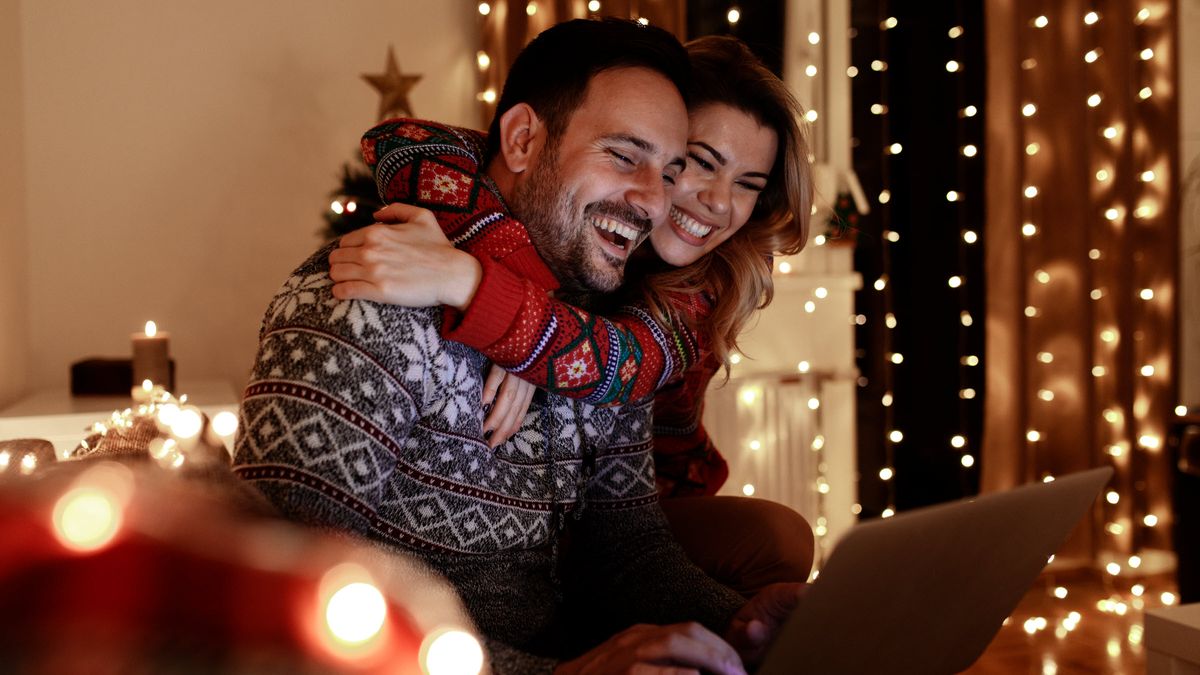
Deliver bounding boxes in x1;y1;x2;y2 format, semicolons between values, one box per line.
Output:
131;321;171;391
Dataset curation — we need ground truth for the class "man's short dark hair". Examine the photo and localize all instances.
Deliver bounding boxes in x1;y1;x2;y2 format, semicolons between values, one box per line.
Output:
485;18;691;162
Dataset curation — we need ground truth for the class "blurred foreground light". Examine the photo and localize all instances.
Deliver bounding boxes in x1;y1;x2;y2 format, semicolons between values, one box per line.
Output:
53;487;122;552
325;581;387;646
422;628;485;675
211;411;239;437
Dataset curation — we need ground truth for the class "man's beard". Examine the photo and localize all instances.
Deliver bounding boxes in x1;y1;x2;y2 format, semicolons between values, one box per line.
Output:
511;149;649;294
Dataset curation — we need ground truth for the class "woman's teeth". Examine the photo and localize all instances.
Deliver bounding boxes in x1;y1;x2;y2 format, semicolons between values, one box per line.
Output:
671;207;713;238
590;216;639;246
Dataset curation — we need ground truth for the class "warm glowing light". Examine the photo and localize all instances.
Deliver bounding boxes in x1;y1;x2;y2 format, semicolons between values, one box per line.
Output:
812;435;825;450
963;355;979;366
1087;93;1102;107
1085;49;1100;63
1177;406;1189;417
1022;103;1037;117
1035;270;1050;284
961;388;976;399
211;411;239;437
1106;491;1119;505
1139;288;1155;300
742;483;756;496
883;16;898;29
1084;11;1099;24
805;110;819;123
1103;126;1118;139
797;360;811;373
963;105;978;117
804;300;816;313
1129;555;1142;569
1162;592;1177;606
1022;223;1037;237
871;103;887;115
888;430;903;443
1134;202;1157;219
948;276;962;288
636;16;649;25
730;353;742;365
1055;587;1068;599
1137;7;1151;23
960;454;975;468
963;230;978;243
1021;58;1038;70
805;64;818;77
421;629;485;675
1038;389;1055;402
1025;143;1039;156
1140;365;1155;377
808;31;821;45
946;191;960;202
525;2;537;15
960;311;973;327
325;581;387;645
1139;435;1161;450
807;397;820;411
476;51;490;70
171;408;204;439
740;387;757;404
874;276;888;291
946;60;961;73
1132;584;1146;597
879;467;894;480
1044;476;1055;483
1144;514;1159;527
1033;15;1049;28
477;2;491;15
871;60;887;72
890;353;904;365
949;26;963;38
847;66;859;78
1103;408;1120;423
1140;48;1154;60
1027;430;1041;442
53;487;122;552
1024;306;1038;318
882;392;894;407
331;200;345;215
726;8;741;24
1104;208;1120;221
1140;170;1156;182
1024;186;1038;198
1138;87;1152;100
951;435;966;448
879;190;891;204
1093;366;1107;377
1089;249;1102;260
1106;562;1120;575
882;508;895;518
889;143;903;155
962;144;977;157
587;0;600;10
1037;351;1053;363
480;88;497;104
1096;169;1110;181
1101;329;1118;343
748;439;761;451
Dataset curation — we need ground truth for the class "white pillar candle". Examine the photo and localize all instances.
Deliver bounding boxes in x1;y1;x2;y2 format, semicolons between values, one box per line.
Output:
131;321;171;390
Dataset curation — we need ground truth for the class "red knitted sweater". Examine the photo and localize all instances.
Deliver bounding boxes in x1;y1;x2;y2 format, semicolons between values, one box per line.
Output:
361;119;728;497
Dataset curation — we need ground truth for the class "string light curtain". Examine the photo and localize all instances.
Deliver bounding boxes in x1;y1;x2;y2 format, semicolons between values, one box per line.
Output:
474;0;687;127
982;0;1179;566
850;1;987;518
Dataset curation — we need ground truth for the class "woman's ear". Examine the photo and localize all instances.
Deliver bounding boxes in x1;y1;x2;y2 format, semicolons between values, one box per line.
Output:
497;103;543;174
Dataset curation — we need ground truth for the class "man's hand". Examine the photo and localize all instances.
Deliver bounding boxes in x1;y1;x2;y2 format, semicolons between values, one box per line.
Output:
329;204;483;311
554;622;747;675
724;582;807;667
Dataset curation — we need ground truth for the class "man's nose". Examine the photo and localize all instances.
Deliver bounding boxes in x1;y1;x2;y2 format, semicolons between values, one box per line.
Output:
626;166;669;225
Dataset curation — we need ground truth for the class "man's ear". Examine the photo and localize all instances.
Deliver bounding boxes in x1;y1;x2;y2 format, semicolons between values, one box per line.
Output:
497;103;544;175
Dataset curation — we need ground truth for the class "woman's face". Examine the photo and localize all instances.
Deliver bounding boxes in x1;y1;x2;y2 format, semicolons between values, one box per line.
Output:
650;103;778;267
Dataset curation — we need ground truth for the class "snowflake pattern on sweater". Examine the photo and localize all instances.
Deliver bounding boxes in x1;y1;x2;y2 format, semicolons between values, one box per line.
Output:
234;243;743;672
361;119;729;496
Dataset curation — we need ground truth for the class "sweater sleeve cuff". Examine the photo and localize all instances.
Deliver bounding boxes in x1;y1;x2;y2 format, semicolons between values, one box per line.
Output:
440;257;529;350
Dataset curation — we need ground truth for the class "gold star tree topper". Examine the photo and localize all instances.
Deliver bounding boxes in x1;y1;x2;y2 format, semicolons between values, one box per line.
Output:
362;46;422;121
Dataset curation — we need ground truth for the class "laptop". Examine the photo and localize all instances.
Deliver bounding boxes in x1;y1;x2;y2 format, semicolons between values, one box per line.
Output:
757;467;1113;675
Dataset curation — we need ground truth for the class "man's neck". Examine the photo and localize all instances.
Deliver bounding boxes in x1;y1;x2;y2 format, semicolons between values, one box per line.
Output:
484;161;517;204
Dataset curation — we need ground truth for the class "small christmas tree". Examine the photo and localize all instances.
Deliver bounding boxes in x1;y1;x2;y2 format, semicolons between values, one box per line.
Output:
322;46;422;240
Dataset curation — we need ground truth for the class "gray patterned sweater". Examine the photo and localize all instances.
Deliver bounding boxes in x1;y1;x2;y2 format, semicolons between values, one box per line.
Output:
232;244;745;673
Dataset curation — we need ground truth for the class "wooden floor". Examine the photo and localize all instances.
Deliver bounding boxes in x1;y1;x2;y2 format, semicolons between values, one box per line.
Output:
963;568;1179;674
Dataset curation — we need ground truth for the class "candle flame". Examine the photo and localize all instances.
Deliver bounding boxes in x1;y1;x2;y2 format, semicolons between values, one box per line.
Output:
145;321;157;337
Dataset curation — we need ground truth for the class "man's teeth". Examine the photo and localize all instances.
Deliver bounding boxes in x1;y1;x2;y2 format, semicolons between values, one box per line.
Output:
671;207;713;238
590;216;639;244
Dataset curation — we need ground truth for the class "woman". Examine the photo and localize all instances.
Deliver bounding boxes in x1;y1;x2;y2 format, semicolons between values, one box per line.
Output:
333;36;815;596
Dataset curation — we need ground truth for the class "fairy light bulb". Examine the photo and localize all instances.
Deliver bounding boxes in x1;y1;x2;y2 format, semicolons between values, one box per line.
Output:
1033;15;1049;28
1141;365;1155;377
1087;93;1102;107
879;189;891;204
871;60;887;72
805;64;818;77
882;16;898;29
749;439;761;451
879;467;895;480
808;31;820;45
963;230;978;243
587;0;600;10
946;191;960;202
477;2;491;15
421;629;485;675
804;300;816;313
476;51;490;70
1140;170;1156;182
882;392;894;407
805;110;819;123
962;105;978;117
951;435;966;448
888;143;903;155
1022;58;1038;70
1027;430;1042;442
1139;288;1154;300
797;360;811;373
847;66;859;78
1106;491;1120;505
948;276;962;288
1025;306;1038;318
871;103;887;115
963;355;979;366
960;388;976;399
1096;169;1110;181
874;276;888;291
1026;143;1040;156
1039;389;1055;401
1089;249;1102;259
1022;223;1038;237
1177;406;1189;417
1084;11;1099;24
1144;514;1159;527
1140;48;1154;60
1024;186;1039;198
946;60;961;73
726;7;740;24
960;311;973;327
1022;103;1037;117
889;430;904;443
1085;49;1100;63
525;2;537;16
480;88;497;104
1103;126;1118;139
742;483;755;496
949;26;963;38
1035;270;1050;284
1101;329;1118;343
1105;207;1120;221
1093;366;1107;377
1038;351;1054;363
1138;87;1152;100
890;353;904;365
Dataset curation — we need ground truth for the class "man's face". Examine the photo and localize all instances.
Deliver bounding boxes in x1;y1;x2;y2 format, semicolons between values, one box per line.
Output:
511;67;688;293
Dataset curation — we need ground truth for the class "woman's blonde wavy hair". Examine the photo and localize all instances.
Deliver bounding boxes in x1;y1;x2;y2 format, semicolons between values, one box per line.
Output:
636;35;814;377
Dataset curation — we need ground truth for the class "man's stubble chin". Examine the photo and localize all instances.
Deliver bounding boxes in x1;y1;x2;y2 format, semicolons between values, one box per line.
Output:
511;156;626;294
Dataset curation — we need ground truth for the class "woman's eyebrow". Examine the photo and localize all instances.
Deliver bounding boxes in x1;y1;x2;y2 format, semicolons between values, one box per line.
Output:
688;141;726;165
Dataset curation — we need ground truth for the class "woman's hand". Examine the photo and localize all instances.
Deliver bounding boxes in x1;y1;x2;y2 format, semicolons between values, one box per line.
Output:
329;204;482;310
482;365;536;449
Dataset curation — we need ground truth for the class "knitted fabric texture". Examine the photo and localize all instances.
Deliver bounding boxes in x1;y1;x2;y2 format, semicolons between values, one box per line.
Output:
361;119;727;496
233;244;744;673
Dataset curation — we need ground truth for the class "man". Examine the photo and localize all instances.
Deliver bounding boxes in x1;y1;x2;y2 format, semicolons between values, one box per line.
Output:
234;19;799;674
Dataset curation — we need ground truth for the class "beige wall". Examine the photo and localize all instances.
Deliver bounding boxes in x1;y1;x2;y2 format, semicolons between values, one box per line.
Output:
13;0;478;399
0;0;30;408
